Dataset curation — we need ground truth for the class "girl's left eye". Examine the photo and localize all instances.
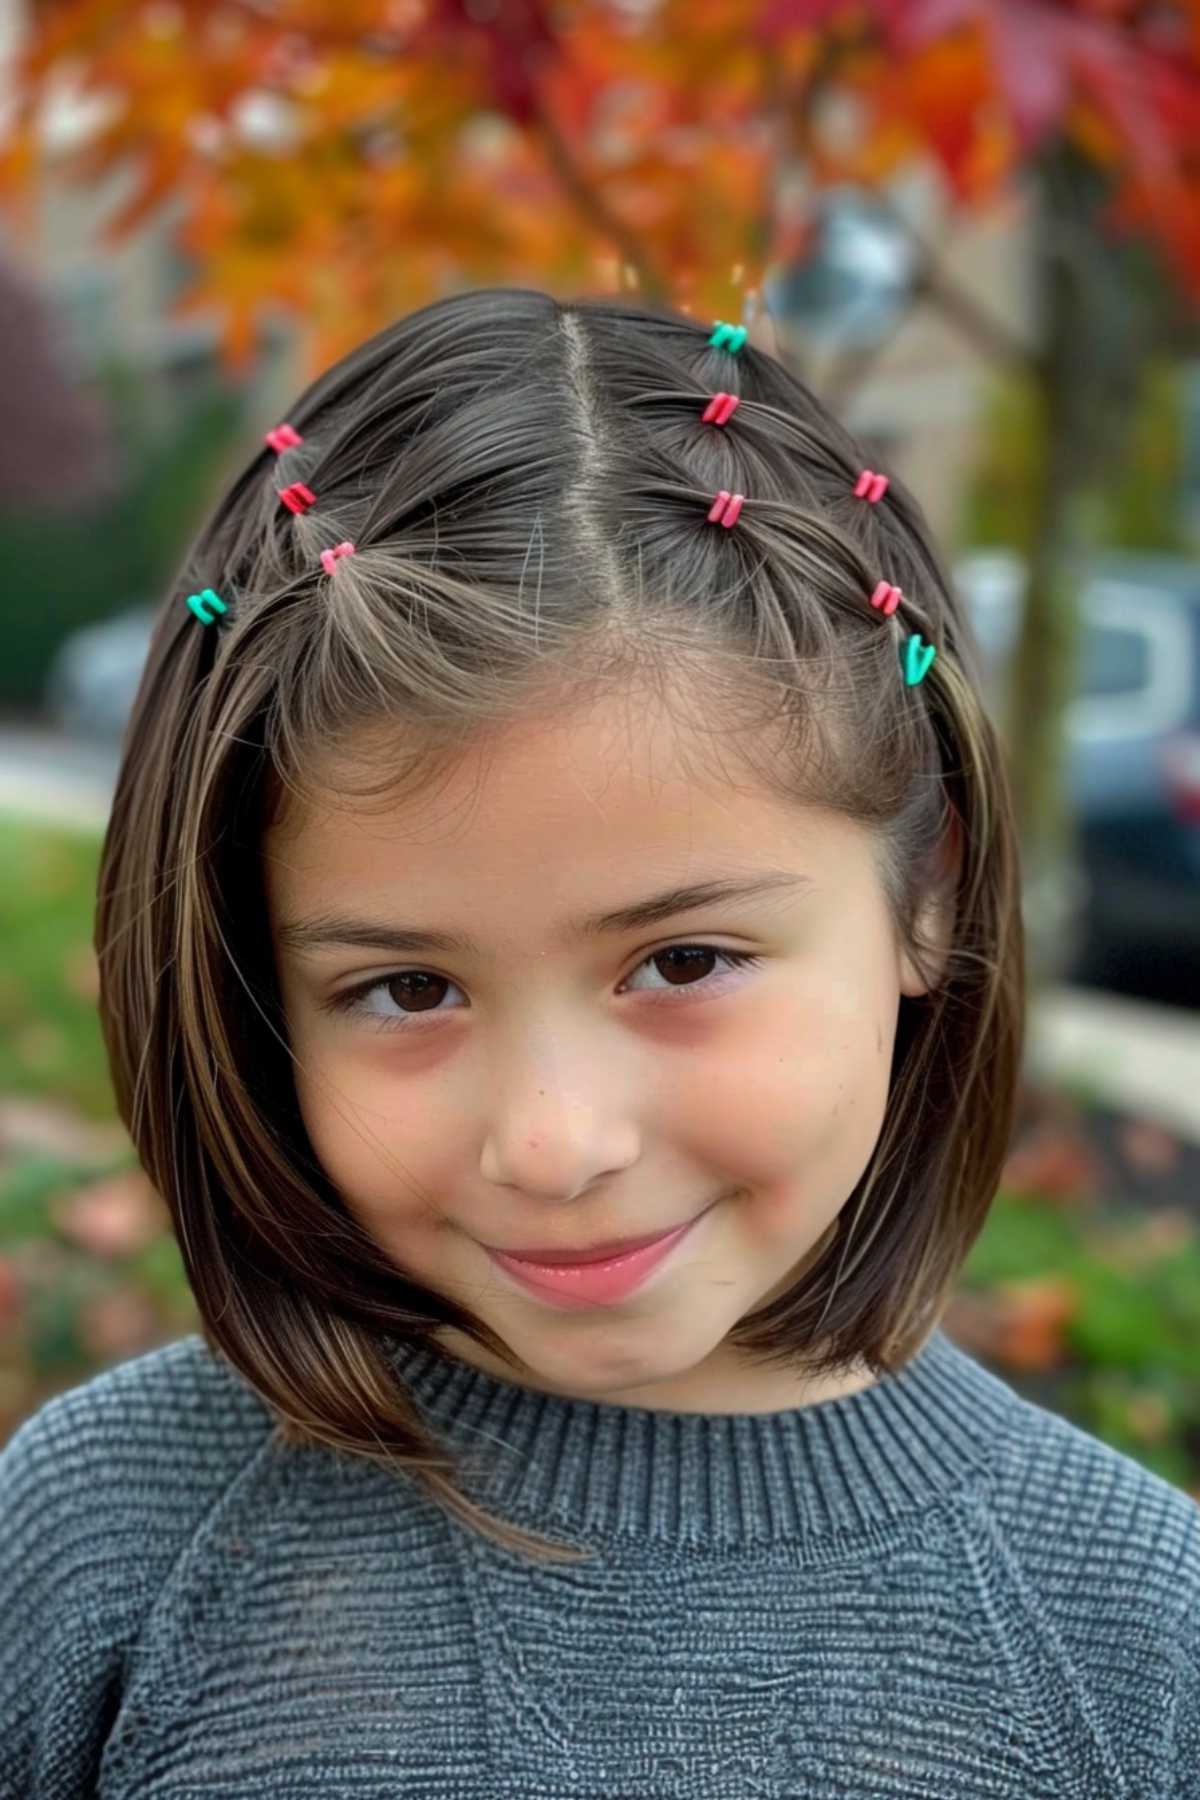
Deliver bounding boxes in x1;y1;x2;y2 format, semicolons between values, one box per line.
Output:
323;945;762;1034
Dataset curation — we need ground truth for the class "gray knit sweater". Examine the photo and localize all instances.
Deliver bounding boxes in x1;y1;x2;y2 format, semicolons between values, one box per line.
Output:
1;1324;1197;1798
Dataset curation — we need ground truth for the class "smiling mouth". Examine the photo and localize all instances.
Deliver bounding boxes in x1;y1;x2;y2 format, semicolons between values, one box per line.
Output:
481;1203;716;1310
485;1224;690;1266
481;1194;726;1267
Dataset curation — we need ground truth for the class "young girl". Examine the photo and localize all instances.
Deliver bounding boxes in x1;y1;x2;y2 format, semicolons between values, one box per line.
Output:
2;288;1196;1798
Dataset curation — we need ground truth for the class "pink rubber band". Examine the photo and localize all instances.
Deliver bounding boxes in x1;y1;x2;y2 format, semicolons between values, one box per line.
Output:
702;393;740;426
320;541;356;576
854;469;889;503
278;482;317;515
869;580;902;616
707;490;744;527
265;423;303;452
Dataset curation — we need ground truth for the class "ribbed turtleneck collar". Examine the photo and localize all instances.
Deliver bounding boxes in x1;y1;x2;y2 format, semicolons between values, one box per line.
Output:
386;1327;1022;1554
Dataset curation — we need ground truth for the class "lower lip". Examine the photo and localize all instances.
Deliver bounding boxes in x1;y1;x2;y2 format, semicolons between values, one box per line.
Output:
484;1208;710;1310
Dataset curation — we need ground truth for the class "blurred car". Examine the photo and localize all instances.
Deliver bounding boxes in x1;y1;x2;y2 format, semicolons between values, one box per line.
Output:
955;548;1200;993
44;605;157;742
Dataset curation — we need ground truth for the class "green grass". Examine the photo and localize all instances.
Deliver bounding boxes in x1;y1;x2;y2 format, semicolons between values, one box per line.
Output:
0;815;114;1120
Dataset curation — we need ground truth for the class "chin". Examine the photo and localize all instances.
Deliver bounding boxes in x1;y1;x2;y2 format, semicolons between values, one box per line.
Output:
530;1313;721;1385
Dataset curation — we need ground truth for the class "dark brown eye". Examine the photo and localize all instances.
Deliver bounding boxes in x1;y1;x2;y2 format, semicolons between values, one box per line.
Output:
386;972;448;1011
651;947;719;986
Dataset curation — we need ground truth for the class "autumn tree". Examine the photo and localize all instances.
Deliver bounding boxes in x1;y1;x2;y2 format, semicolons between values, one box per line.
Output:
2;0;1199;984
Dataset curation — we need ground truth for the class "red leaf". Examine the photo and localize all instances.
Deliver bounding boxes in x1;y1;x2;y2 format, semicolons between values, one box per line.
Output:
415;0;560;124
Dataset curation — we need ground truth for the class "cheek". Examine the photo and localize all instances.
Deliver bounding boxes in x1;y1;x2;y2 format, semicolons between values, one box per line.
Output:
289;1043;458;1234
670;989;895;1196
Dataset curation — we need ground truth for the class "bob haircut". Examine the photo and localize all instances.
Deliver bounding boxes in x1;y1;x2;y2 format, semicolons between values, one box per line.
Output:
95;286;1024;1565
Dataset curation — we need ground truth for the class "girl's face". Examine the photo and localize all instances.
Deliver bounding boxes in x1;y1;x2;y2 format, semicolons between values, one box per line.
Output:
264;682;940;1413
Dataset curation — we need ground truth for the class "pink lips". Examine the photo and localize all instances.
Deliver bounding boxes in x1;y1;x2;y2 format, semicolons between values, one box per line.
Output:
484;1211;707;1309
492;1225;680;1266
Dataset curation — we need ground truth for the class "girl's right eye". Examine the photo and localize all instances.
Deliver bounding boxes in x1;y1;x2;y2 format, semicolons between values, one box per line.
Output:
323;944;761;1035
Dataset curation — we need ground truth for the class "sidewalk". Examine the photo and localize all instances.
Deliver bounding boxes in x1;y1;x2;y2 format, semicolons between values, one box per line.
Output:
1025;986;1200;1148
1;727;1199;1146
0;725;118;834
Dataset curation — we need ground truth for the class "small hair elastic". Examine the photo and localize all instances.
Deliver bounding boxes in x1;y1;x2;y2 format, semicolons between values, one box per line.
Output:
708;321;748;353
702;392;740;426
869;580;902;617
904;635;937;686
320;540;356;576
185;588;227;626
854;468;889;503
707;489;744;527
279;482;317;515
264;422;304;452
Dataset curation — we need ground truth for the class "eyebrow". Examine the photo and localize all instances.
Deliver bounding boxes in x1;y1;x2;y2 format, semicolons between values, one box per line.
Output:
277;871;814;960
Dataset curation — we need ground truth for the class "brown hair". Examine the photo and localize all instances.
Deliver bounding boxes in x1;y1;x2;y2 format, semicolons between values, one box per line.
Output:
94;286;1024;1565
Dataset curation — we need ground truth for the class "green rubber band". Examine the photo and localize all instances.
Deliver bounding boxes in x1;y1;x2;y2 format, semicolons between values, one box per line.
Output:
903;634;936;686
186;588;228;626
708;321;748;354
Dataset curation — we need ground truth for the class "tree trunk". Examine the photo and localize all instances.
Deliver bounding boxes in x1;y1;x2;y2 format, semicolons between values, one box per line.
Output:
1005;140;1151;998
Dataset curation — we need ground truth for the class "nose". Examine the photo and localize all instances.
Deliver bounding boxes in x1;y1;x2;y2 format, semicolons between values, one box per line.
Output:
479;1060;641;1201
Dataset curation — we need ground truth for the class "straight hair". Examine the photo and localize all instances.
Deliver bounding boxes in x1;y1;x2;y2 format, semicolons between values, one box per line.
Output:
95;287;1025;1564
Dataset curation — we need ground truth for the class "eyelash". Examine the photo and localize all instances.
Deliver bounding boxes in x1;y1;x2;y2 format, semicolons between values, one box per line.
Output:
324;945;763;1035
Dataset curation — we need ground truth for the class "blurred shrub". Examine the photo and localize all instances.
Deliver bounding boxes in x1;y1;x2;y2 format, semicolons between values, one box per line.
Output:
0;813;197;1429
0;357;248;709
954;1189;1200;1495
0;818;111;1117
0;1146;199;1435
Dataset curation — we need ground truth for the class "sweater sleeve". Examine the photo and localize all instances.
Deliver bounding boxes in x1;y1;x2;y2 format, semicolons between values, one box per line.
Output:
1170;1584;1200;1799
0;1337;275;1799
0;1390;144;1797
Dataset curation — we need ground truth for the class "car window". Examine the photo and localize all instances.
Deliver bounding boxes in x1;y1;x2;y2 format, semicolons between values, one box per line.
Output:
1078;624;1151;698
1070;585;1194;741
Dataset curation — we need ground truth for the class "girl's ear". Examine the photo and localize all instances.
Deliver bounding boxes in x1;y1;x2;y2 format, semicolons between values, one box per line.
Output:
899;810;963;999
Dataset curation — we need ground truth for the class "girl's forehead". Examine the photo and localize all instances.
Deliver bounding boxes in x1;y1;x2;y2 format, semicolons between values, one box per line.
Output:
268;691;802;846
267;690;814;857
260;719;877;950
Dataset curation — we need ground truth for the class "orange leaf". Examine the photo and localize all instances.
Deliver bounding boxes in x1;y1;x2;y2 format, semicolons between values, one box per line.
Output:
993;1276;1079;1373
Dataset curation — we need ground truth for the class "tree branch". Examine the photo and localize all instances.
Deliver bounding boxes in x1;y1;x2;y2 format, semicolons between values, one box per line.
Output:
872;186;1040;373
530;98;667;301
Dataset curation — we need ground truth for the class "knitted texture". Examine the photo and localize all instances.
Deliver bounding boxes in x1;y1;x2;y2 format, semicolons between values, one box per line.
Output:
1;1326;1197;1798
